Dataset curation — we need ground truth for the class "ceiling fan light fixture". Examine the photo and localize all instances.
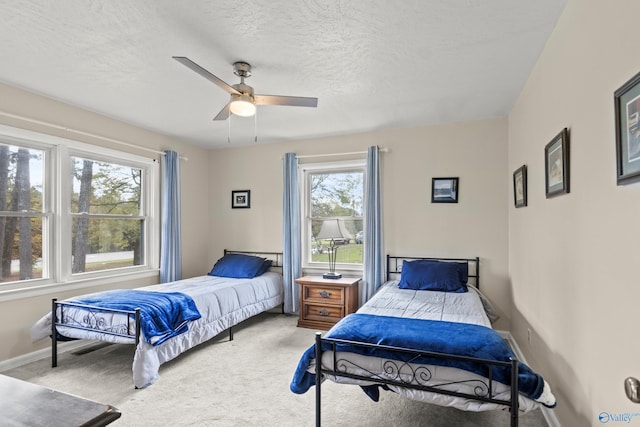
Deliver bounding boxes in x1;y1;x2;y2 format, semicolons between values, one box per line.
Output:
173;57;317;122
229;94;256;117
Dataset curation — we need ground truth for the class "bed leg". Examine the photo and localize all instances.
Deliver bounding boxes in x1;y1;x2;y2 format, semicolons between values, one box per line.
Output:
315;332;322;427
510;357;519;427
134;309;141;345
51;298;58;368
229;326;234;341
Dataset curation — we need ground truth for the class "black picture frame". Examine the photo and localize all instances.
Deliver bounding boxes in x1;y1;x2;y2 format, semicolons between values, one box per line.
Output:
513;165;527;208
231;190;250;209
545;128;570;198
431;177;459;203
614;71;640;185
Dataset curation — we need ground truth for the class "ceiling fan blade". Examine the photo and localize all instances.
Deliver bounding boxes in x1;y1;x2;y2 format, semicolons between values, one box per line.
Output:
213;102;231;121
254;94;318;108
173;56;241;96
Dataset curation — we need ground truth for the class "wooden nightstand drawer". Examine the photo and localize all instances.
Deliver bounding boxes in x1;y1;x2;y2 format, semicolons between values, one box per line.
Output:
303;285;344;304
296;276;360;330
303;303;344;323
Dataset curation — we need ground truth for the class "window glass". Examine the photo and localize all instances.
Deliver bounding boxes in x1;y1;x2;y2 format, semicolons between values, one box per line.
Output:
70;157;144;274
306;166;364;266
71;158;141;214
0;143;46;282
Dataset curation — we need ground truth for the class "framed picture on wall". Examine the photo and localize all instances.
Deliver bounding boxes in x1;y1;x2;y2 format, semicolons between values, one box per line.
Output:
431;177;459;203
545;128;570;198
513;165;527;208
231;190;251;209
614;71;640;185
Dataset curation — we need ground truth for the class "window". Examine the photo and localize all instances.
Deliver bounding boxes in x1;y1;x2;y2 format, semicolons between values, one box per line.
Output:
70;156;145;275
302;160;365;269
0;126;158;292
0;143;48;282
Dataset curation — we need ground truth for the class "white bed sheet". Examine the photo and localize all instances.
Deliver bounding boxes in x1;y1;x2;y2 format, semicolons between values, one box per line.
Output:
357;280;492;327
32;272;284;388
315;281;551;412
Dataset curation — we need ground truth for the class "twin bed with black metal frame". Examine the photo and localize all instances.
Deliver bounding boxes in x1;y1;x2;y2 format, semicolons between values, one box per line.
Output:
291;255;556;427
31;250;284;389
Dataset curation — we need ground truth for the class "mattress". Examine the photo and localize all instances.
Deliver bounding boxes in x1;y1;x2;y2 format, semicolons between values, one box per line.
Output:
308;281;554;412
32;272;284;387
357;280;492;327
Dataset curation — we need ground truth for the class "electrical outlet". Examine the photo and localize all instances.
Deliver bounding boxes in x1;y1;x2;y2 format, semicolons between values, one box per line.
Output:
527;328;532;344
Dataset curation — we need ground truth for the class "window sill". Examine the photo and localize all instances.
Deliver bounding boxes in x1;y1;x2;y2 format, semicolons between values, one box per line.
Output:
0;269;160;303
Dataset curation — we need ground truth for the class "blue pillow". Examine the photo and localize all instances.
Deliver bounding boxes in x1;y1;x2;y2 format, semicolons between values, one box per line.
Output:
208;254;267;279
256;259;273;276
449;261;469;285
398;260;468;293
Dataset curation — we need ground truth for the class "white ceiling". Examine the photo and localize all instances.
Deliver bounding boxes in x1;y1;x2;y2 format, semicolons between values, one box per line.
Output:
0;1;566;149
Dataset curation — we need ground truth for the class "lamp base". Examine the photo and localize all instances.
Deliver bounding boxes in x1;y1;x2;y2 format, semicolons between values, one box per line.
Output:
323;272;342;279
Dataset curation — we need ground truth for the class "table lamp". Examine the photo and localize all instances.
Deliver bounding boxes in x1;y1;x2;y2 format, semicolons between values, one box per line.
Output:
315;219;352;279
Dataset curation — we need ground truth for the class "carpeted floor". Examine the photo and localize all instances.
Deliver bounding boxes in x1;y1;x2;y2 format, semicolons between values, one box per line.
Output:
2;312;549;426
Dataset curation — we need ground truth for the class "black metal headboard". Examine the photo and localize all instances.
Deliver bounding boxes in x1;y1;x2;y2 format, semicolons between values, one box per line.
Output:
223;249;283;268
386;255;480;289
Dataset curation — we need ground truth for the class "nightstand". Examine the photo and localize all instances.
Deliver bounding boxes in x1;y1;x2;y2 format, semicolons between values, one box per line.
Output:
296;275;360;330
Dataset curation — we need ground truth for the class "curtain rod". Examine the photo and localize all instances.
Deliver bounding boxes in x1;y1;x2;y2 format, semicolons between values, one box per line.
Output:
296;148;388;160
0;110;188;161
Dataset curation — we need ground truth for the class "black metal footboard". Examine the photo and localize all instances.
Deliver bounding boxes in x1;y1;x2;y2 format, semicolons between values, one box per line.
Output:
50;297;251;368
51;298;141;368
314;332;520;427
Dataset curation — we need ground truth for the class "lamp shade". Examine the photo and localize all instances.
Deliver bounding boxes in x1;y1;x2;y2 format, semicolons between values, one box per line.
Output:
316;219;352;240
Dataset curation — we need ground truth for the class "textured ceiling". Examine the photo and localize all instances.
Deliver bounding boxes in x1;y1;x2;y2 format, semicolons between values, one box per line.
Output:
0;1;566;149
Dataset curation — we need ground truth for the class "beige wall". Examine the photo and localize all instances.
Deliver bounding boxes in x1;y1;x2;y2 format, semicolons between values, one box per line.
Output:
0;83;211;360
508;1;640;425
208;118;511;326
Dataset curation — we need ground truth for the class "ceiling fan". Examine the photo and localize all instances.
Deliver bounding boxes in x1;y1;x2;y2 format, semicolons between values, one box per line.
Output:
172;57;318;120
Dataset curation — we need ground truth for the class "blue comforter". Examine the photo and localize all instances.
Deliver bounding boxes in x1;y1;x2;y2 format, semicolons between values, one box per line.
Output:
290;313;556;408
69;289;201;346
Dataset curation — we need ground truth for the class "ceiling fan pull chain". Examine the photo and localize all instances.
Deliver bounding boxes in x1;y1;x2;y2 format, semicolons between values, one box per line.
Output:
254;109;258;143
227;112;232;144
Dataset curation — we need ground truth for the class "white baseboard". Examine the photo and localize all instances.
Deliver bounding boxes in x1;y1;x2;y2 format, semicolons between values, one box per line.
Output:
0;340;98;373
497;330;561;427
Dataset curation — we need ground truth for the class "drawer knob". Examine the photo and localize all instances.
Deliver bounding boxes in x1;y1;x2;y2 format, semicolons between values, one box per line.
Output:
319;291;331;298
318;309;330;316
